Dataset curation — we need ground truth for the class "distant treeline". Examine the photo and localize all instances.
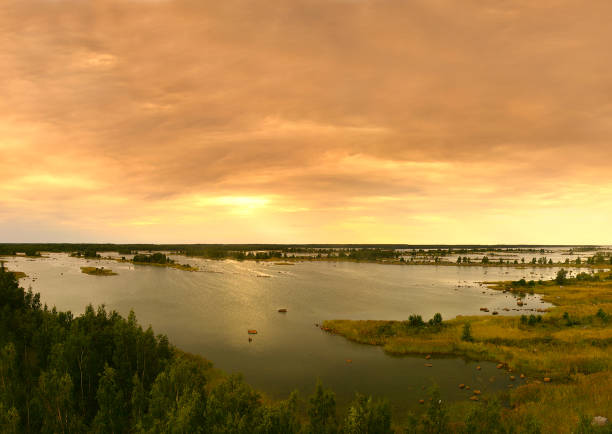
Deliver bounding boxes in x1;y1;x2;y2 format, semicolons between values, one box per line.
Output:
0;243;600;256
1;243;608;266
132;253;173;265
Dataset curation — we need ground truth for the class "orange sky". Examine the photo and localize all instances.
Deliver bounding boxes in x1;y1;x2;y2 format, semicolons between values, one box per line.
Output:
1;0;611;243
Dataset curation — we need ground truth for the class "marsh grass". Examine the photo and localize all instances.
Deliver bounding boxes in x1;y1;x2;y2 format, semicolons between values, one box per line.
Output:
325;272;612;432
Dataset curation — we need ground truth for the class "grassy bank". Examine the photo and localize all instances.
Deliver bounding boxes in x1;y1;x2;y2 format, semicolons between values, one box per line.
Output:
130;260;198;271
324;271;612;431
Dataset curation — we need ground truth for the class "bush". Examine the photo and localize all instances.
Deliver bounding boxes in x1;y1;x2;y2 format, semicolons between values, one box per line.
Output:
555;269;568;285
576;272;600;282
343;394;392;434
563;312;580;326
408;314;424;327
464;399;505;433
461;323;473;342
596;309;609;323
428;313;443;326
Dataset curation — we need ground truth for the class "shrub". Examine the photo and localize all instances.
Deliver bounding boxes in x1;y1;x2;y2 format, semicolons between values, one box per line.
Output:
408;314;424;327
555;269;568;285
428;313;443;326
461;323;473;342
464;399;505;433
596;309;609;323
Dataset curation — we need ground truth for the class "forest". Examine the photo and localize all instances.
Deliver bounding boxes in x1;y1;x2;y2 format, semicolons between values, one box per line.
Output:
0;264;412;433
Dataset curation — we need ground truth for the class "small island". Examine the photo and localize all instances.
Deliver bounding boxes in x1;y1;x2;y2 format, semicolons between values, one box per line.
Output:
129;253;198;271
80;266;117;276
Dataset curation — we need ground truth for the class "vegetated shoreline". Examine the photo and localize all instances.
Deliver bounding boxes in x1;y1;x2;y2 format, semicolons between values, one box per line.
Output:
114;258;199;272
235;256;612;269
6;250;610;271
323;270;612;432
324;271;612;376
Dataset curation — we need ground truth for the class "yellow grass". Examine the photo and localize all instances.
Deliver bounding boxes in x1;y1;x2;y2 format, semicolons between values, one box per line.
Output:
324;272;612;432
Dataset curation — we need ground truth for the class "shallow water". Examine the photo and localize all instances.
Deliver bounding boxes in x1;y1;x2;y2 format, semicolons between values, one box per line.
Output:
3;253;559;415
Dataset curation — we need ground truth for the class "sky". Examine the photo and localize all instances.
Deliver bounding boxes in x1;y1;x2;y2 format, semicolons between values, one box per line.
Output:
1;0;611;244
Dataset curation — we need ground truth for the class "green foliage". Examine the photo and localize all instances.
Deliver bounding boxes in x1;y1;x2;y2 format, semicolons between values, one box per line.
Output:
576;272;600;282
461;322;473;342
429;313;443;326
405;387;449;434
463;399;504;433
342;394;392;434
408;315;424;327
0;403;19;434
596;309;610;323
72;249;100;258
563;312;581;326
555;269;568;285
133;252;173;264
308;380;337;434
93;364;128;433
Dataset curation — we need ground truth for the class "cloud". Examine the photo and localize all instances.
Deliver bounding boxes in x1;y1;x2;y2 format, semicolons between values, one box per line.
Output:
0;0;611;243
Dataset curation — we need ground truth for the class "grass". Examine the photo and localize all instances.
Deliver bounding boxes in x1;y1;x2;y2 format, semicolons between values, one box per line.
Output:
324;271;612;432
80;266;118;276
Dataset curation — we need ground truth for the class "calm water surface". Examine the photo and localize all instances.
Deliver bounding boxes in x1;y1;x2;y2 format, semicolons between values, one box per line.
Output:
4;253;559;415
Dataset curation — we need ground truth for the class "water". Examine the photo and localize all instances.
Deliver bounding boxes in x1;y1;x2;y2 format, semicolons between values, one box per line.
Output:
2;253;558;416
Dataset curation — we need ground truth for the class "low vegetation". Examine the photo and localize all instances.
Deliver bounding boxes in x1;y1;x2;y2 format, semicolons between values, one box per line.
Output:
119;253;198;272
80;267;117;276
324;270;612;432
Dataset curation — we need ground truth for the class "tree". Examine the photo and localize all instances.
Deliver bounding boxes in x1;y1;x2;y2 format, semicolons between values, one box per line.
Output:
342;394;392;434
420;387;448;434
93;365;128;433
308;380;337;434
431;313;442;326
258;391;300;434
0;403;19;434
36;370;82;433
147;356;208;433
555;269;568;285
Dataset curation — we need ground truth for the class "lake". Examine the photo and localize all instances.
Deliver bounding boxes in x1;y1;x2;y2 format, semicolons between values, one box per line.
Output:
3;253;559;416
